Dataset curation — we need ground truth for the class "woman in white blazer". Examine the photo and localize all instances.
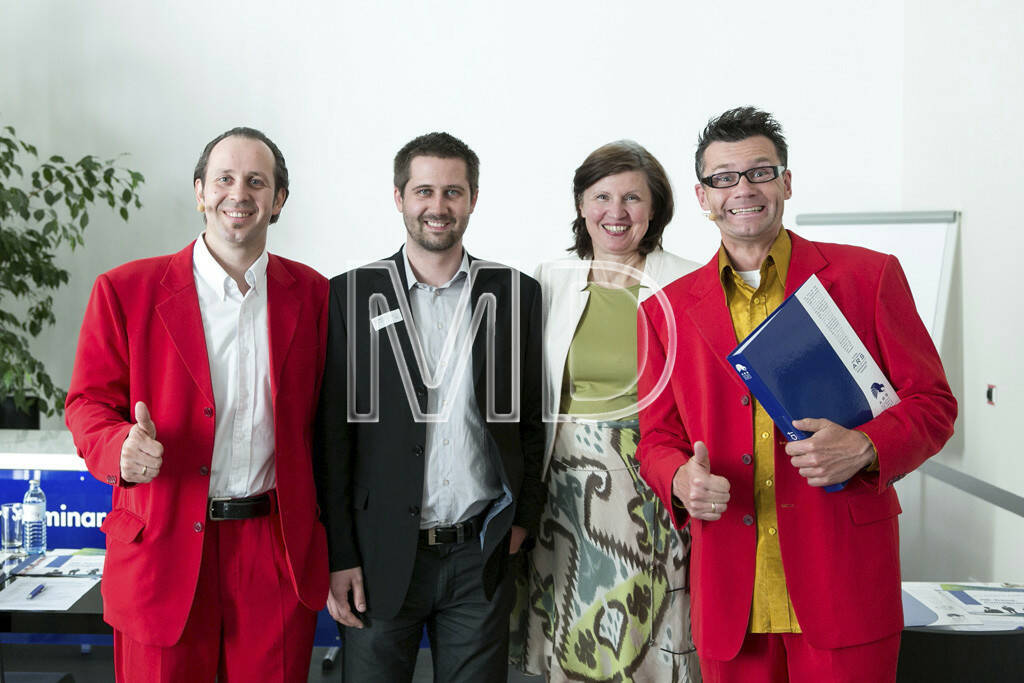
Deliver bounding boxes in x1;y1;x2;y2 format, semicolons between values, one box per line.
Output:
510;141;701;682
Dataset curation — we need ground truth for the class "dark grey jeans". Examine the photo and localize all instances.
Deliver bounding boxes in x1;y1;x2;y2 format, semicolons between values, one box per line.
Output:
342;537;514;683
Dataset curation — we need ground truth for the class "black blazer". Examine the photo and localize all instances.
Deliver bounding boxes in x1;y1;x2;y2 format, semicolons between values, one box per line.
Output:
314;249;545;620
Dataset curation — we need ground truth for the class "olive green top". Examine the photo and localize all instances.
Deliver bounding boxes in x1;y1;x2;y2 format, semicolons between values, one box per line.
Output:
560;283;642;419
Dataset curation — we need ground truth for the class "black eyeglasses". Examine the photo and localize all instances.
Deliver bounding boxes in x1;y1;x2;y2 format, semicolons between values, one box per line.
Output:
700;165;786;189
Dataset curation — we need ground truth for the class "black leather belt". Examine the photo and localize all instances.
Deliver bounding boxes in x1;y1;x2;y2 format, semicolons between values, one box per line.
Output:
420;514;484;546
208;491;275;521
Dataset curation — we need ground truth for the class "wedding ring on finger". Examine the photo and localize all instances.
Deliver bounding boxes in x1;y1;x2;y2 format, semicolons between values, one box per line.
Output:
711;501;717;514
143;465;148;476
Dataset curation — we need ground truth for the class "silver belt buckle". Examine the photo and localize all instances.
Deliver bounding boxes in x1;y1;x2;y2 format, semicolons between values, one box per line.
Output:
208;496;231;521
426;527;439;545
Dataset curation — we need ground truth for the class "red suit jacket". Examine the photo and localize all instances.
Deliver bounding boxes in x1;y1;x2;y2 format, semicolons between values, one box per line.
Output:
65;241;330;646
636;231;956;660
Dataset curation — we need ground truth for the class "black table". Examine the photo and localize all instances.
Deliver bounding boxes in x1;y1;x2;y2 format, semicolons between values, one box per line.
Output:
0;577;107;683
0;578;108;636
897;625;1024;682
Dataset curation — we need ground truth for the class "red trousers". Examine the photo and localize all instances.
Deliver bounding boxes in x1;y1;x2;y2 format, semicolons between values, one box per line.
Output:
700;631;901;683
113;510;317;682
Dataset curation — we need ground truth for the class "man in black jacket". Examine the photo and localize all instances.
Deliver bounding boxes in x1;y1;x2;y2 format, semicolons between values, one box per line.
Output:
315;132;545;682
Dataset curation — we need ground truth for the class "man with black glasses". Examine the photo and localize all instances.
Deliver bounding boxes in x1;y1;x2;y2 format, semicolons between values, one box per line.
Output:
635;107;957;682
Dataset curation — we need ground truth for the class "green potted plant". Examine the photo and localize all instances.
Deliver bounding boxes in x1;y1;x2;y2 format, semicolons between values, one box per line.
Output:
1;123;144;426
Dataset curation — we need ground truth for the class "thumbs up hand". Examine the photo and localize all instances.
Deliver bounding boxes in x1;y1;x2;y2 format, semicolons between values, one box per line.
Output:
671;441;731;521
134;401;157;439
119;401;164;484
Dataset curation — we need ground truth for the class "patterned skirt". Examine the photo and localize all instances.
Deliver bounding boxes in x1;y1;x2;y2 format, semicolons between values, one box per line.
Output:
510;420;700;682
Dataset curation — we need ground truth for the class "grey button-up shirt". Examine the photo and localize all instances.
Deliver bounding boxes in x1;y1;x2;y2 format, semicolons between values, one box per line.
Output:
402;247;501;528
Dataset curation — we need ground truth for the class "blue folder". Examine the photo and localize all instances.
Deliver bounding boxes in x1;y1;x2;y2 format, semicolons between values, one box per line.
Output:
727;275;900;492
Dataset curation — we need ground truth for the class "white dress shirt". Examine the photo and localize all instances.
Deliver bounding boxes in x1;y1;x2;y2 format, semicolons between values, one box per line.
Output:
192;236;276;498
402;247;501;528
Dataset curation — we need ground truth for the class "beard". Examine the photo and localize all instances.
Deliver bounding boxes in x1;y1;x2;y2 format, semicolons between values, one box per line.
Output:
404;213;467;253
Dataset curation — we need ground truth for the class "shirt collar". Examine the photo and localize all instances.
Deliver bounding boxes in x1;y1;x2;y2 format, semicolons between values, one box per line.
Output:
718;227;792;289
401;245;470;292
193;234;269;300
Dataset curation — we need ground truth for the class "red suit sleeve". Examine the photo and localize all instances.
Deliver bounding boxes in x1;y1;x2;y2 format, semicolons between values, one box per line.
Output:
65;274;133;487
635;299;692;529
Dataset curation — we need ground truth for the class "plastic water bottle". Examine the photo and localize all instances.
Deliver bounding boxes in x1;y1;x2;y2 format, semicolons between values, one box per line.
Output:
22;479;46;555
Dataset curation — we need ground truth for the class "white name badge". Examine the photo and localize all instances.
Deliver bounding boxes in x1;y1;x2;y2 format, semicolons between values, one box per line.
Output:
371;308;404;331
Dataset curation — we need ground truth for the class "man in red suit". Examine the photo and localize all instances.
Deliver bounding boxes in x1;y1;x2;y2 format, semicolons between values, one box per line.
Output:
65;127;329;682
636;108;957;682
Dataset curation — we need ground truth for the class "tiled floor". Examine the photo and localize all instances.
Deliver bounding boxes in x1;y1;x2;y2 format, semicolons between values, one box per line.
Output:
0;644;542;682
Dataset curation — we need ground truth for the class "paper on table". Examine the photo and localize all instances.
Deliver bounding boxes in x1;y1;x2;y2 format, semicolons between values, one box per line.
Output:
940;582;1024;613
15;549;104;577
1;553;40;578
902;582;982;627
933;582;1024;631
902;581;1024;632
0;576;97;611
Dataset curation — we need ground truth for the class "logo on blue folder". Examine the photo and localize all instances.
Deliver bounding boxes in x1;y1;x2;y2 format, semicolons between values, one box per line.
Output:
734;363;752;380
851;353;867;373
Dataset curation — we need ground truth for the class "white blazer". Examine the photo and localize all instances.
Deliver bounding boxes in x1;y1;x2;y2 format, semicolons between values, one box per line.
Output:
533;248;700;476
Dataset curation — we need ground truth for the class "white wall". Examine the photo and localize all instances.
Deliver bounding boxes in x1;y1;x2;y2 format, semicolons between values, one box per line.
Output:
1;1;1016;578
0;0;904;427
897;0;1024;581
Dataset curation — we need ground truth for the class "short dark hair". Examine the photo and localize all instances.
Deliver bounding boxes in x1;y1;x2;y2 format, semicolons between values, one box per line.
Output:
569;140;673;259
695;107;788;179
393;132;480;196
194;127;289;224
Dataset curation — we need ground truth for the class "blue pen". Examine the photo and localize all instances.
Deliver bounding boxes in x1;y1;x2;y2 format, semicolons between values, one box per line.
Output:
27;583;45;599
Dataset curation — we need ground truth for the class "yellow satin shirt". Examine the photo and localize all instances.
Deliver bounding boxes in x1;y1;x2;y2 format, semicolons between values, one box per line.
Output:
718;228;801;633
